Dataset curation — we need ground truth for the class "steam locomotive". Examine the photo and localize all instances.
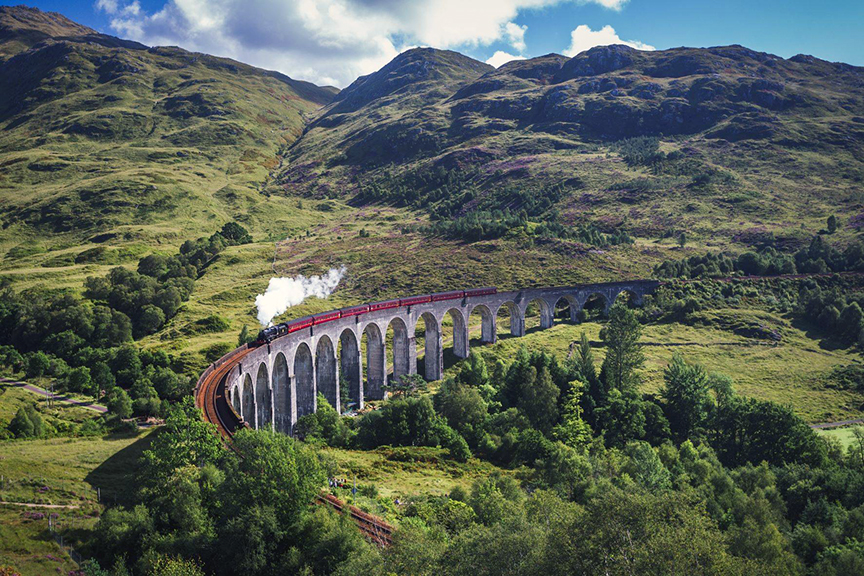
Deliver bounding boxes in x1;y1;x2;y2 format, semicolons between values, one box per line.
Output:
255;287;497;344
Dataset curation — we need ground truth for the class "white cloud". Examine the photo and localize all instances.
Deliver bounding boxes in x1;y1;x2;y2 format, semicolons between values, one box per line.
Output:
486;50;526;68
93;0;630;87
503;21;527;52
95;0;119;14
564;24;654;56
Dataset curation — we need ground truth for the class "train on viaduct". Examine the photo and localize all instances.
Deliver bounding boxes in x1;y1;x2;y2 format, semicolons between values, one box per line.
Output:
202;280;660;436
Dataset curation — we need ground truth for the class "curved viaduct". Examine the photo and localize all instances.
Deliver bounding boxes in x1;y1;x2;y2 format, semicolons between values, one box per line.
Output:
210;280;659;436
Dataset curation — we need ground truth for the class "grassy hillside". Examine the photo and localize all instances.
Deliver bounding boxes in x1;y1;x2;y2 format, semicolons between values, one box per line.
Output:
0;5;336;263
278;44;864;251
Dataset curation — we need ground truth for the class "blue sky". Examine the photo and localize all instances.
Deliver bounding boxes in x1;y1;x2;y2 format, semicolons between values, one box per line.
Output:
4;0;862;86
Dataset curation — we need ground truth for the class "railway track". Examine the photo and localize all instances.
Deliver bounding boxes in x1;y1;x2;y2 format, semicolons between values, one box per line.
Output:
194;345;394;547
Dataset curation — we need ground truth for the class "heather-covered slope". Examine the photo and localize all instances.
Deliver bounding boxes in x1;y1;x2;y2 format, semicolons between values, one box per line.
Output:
278;44;864;248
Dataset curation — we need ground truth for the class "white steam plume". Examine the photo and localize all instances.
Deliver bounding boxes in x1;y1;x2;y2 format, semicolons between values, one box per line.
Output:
255;266;346;326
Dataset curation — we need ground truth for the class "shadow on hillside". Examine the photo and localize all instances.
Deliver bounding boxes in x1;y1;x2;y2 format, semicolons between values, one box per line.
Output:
788;317;848;352
84;429;159;508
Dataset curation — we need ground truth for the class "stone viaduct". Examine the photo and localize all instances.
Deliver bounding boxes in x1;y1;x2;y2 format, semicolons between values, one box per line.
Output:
224;280;659;435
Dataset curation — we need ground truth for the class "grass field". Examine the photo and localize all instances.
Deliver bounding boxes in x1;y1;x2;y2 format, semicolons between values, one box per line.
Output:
0;429;155;574
441;309;863;424
0;382;104;430
321;445;506;501
816;426;864;450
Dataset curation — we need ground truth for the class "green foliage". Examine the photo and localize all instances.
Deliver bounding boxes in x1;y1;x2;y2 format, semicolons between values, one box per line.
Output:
612;136;664;166
599;302;644;393
384;373;428;398
551;381;592;450
295;394;354;447
218;221;252;245
357;395;468;460
8;405;44;438
662;353;713;441
106;388;133;419
24;351;50;378
66;365;93;395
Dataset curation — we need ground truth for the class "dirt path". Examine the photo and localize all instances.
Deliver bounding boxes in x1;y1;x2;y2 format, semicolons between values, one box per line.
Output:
810;419;864;430
0;501;80;509
1;377;107;413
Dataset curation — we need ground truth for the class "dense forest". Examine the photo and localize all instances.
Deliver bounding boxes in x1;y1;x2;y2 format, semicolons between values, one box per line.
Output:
70;301;864;576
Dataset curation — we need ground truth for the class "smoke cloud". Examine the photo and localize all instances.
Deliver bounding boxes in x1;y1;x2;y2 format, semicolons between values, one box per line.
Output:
255;266;346;326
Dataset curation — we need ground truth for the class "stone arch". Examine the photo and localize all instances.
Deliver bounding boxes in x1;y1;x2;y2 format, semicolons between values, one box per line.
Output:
446;307;469;360
241;373;255;427
496;301;524;337
316;335;339;413
554;295;579;323
524;298;553;331
469;304;496;345
255;363;271;431
416;312;441;382
614;288;642;308
294;342;315;419
272;352;291;434
363;323;386;400
339;328;362;412
388;317;411;381
582;292;610;319
231;384;241;416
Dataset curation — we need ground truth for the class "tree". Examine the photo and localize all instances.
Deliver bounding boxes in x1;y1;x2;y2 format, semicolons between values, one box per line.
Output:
458;351;489;388
8;407;34;438
221;428;324;522
139;397;224;493
66;366;92;394
518;365;559;434
827;215;838;234
112;346;142;387
107;388;133;419
839;302;864;342
238;324;252;346
552;381;592;450
662;354;713;441
25;351;50;378
137;304;166;336
219;222;252;245
600;302;644;393
435;379;488;446
91;362;116;398
678;232;687;248
384;373;427;398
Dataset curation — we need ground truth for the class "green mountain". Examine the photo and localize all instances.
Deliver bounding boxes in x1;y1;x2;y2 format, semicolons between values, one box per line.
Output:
278;44;864;246
0;5;336;252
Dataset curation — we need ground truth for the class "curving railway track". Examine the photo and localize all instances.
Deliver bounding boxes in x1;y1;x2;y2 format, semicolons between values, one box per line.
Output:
194;345;394;546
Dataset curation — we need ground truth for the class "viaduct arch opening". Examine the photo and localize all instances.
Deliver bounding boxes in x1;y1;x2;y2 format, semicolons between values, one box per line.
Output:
363;323;385;400
255;363;271;431
388;317;411;382
338;329;362;412
241;373;254;426
416;312;440;382
272;353;290;434
294;342;315;419
469;304;496;346
316;335;339;413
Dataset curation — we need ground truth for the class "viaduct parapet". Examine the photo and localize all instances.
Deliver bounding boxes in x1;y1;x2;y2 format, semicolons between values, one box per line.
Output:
218;280;660;435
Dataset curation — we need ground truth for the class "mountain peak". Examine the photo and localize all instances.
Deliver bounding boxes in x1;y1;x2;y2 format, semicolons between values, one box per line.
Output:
1;4;98;58
325;47;493;115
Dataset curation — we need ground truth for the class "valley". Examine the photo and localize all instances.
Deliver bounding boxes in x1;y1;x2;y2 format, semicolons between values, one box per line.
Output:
1;3;864;575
